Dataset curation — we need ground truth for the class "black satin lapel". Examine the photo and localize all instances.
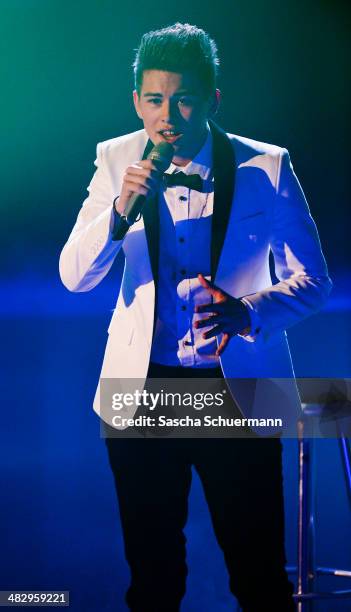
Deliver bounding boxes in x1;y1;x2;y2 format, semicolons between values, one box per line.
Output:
209;120;236;280
141;139;160;287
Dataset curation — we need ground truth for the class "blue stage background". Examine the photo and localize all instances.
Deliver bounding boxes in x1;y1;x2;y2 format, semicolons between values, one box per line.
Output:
1;1;350;610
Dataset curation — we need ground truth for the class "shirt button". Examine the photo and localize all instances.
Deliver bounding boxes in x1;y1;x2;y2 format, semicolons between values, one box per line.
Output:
180;269;186;275
179;237;185;243
179;195;187;202
181;305;186;311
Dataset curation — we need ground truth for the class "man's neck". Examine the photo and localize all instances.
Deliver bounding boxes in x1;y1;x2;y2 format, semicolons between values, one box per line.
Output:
171;156;192;167
171;127;209;167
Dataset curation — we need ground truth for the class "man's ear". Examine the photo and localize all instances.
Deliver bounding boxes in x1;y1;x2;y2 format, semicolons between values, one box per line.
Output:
133;90;142;119
209;88;221;116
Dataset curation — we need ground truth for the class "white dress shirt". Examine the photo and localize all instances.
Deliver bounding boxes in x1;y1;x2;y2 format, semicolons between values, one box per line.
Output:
150;129;221;368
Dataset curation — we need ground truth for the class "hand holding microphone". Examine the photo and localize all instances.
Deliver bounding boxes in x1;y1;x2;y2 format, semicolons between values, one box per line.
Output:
113;142;174;239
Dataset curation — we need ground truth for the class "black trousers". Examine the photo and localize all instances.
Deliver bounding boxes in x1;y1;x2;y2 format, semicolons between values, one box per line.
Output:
104;363;296;611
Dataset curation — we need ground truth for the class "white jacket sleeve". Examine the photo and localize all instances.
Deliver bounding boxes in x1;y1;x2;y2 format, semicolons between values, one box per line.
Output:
59;142;123;292
241;149;332;340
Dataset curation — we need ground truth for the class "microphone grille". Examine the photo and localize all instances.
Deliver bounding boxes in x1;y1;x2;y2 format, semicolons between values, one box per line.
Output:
148;142;174;172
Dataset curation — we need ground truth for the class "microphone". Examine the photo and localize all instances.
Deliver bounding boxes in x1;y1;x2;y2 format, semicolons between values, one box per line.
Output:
113;141;174;240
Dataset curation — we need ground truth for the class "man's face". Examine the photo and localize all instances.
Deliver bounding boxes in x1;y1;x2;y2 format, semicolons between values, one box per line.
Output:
133;70;219;164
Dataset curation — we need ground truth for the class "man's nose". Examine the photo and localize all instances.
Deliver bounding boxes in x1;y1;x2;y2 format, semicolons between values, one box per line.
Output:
160;99;178;124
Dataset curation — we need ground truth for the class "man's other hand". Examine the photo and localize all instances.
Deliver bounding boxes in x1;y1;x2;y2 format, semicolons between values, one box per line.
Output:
194;274;251;356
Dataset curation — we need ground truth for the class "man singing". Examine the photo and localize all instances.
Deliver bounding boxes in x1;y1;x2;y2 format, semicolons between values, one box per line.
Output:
59;23;332;611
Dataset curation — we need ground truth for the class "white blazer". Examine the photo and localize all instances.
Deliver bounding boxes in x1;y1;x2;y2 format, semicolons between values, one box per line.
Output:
59;126;332;433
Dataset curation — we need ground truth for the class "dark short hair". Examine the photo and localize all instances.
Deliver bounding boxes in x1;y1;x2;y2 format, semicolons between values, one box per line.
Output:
133;23;219;97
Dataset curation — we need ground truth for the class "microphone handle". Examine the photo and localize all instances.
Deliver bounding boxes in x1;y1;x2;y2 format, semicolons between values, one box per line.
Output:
123;192;147;225
112;190;150;241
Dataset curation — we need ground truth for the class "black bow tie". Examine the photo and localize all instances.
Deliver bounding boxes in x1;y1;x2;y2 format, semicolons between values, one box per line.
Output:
163;171;203;192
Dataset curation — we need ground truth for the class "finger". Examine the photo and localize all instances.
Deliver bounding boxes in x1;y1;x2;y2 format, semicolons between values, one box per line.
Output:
136;159;158;171
202;325;223;340
216;333;230;356
124;174;160;197
128;160;158;172
126;167;159;184
123;182;149;197
197;273;215;291
195;303;223;314
130;176;159;193
197;273;225;300
194;315;221;329
125;166;147;179
126;175;157;193
123;170;159;186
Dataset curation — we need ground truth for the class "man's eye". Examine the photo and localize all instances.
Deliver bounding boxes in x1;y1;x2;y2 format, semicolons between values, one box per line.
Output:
148;98;162;105
178;97;194;106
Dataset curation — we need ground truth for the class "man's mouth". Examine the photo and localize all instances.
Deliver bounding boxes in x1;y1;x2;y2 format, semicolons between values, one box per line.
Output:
159;129;183;144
